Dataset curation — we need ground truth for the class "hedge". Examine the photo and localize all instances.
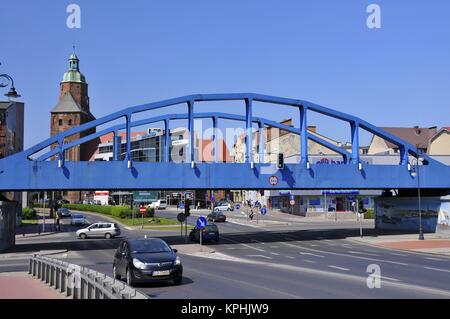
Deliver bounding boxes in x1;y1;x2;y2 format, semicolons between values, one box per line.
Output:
364;209;375;219
62;204;155;219
22;208;36;220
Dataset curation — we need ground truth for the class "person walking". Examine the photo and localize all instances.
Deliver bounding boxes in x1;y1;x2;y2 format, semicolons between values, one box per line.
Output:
55;211;61;232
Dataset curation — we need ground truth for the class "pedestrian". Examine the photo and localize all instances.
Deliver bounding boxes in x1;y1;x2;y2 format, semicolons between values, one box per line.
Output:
55;211;61;232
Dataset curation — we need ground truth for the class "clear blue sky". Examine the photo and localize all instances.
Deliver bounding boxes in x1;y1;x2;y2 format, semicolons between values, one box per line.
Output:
1;0;449;148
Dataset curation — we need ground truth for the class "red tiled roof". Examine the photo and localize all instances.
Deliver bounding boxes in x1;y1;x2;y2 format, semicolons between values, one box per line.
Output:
381;127;438;149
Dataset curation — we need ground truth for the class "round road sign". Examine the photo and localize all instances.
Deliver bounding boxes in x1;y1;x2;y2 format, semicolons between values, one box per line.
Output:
269;176;278;186
196;216;208;229
261;207;267;215
139;207;146;214
177;213;186;223
290;200;295;206
235;203;241;210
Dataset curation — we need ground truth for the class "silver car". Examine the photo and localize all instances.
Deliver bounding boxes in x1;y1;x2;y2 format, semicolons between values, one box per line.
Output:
71;214;86;226
76;222;121;239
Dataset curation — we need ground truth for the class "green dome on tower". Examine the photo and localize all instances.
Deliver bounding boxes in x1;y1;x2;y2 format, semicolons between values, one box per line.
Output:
62;51;86;84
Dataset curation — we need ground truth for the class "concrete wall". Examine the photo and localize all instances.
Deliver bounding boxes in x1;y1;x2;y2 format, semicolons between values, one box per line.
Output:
0;201;17;252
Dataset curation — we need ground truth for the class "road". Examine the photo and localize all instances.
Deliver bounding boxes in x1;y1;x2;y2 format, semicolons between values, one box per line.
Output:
2;207;450;299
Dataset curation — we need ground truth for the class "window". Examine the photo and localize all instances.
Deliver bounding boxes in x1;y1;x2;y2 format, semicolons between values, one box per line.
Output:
58;119;63;126
68;119;72;125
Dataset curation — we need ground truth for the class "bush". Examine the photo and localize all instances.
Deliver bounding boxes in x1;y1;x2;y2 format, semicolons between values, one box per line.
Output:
146;207;155;218
22;208;36;220
364;209;375;219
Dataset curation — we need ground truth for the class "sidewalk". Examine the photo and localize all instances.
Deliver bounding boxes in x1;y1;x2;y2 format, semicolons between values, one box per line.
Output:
0;272;66;299
351;233;450;256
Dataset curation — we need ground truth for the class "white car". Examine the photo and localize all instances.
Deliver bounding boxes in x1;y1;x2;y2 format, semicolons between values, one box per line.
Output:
76;222;121;239
71;214;86;226
214;201;234;212
147;200;167;210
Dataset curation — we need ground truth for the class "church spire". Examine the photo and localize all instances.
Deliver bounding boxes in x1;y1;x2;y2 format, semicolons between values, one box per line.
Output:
62;47;86;83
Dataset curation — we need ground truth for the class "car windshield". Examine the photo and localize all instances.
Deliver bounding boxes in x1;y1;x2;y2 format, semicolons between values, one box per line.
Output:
129;240;172;254
205;225;218;232
72;215;83;219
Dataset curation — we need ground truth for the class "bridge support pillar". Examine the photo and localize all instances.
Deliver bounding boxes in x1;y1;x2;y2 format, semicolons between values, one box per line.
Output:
300;106;309;166
351;121;360;165
245;98;253;164
113;134;122;161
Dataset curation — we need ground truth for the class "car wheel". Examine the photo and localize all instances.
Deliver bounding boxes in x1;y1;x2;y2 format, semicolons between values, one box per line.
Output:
113;265;121;280
105;233;112;239
79;233;87;239
173;277;182;285
126;269;135;287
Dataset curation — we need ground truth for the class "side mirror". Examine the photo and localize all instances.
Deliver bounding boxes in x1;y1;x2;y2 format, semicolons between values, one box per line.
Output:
173;249;178;253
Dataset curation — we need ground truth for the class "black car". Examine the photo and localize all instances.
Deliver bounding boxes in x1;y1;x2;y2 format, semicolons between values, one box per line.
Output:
113;238;183;286
189;224;220;242
207;211;227;223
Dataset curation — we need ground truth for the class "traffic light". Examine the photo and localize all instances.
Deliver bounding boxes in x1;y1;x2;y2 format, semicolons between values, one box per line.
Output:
277;153;284;170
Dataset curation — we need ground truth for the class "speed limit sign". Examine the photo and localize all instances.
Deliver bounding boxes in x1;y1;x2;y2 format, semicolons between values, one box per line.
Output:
269;176;278;186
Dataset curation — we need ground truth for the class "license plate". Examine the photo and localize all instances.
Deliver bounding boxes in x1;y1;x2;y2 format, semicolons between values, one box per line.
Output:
209;233;216;235
153;270;170;276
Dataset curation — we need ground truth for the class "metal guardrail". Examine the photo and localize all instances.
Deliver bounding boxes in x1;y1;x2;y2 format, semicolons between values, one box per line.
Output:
28;254;149;299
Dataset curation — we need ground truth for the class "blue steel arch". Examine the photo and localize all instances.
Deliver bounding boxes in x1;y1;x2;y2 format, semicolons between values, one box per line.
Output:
0;93;449;191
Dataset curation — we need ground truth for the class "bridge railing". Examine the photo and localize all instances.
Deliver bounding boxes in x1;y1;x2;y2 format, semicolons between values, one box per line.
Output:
20;93;438;169
28;254;149;299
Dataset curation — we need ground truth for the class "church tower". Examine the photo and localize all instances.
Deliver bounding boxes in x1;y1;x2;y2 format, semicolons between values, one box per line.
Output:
50;51;98;202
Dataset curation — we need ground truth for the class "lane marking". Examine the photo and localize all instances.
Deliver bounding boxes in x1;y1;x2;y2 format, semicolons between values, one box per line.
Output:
270;246;280;248
270;252;281;256
381;276;401;282
389;252;408;257
299;252;325;258
221;236;266;253
425;257;444;261
247;255;273;260
328;265;350;271
424;266;450;273
303;259;316;264
348;251;380;257
280;240;409;266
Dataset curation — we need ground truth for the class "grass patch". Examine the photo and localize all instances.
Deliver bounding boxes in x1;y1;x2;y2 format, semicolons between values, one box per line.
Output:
118;217;179;226
364;209;375;219
20;219;39;226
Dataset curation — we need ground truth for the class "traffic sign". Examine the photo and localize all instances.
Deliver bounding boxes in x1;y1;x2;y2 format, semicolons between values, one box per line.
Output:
290;200;295;206
290;195;295;201
196;216;207;229
261;207;267;215
269;176;278;186
178;203;184;209
139;207;146;214
235;203;241;210
177;213;186;223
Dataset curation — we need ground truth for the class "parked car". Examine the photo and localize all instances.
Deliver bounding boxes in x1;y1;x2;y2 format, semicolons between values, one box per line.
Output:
207;211;227;223
76;222;121;239
189;224;220;242
214;201;234;212
113;238;182;286
70;214;86;226
147;200;167;210
58;207;71;218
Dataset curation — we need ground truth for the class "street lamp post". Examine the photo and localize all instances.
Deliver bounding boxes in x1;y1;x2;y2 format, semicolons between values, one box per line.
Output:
0;62;21;99
410;147;425;240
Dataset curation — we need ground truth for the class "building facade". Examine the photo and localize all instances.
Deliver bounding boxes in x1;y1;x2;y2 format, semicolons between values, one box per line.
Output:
50;52;99;203
0;101;24;251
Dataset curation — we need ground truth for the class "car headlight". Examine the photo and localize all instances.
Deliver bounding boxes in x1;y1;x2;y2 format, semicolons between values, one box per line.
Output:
174;256;181;265
132;258;146;270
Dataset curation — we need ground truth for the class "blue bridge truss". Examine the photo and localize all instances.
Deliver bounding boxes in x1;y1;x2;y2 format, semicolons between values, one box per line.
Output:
0;93;449;191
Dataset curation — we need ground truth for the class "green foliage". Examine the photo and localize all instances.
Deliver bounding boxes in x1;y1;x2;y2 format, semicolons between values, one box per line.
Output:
22;208;36;220
146;207;155;218
62;204;132;219
364;209;375;219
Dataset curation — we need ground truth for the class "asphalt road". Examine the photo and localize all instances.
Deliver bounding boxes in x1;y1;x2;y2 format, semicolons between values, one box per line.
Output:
2;208;450;299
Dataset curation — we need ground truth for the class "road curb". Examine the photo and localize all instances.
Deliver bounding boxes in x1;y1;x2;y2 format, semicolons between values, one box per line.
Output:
0;249;68;260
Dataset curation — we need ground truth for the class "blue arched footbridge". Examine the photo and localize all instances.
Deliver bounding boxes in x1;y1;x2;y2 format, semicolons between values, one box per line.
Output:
0;93;449;191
